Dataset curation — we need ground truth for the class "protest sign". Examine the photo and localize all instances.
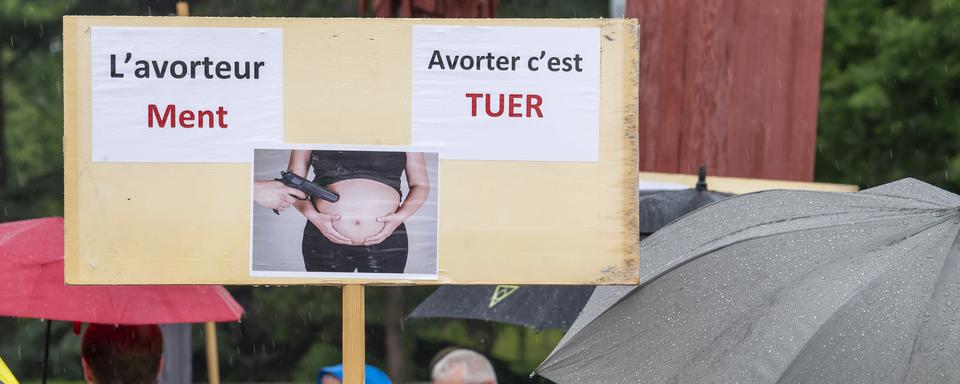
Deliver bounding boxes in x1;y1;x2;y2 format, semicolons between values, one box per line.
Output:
64;17;639;285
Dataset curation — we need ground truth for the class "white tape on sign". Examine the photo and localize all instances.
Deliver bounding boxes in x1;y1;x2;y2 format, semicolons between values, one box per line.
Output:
91;27;283;163
411;25;601;162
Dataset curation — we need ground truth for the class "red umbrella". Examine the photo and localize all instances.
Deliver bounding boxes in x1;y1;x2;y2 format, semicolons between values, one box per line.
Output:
0;217;244;383
0;217;243;322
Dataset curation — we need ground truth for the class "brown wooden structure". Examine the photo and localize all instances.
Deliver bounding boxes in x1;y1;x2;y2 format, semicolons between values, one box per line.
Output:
628;0;825;181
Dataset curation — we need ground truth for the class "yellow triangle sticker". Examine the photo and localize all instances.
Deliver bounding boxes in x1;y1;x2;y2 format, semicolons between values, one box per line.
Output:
489;285;520;308
0;354;20;384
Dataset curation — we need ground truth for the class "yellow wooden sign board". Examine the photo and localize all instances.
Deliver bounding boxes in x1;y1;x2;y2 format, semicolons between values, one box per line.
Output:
63;16;640;285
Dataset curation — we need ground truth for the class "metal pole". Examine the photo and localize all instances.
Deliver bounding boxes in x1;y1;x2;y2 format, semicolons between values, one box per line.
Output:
41;320;51;384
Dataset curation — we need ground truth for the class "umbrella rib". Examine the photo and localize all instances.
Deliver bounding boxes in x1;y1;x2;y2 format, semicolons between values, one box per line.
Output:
674;220;949;383
859;190;959;207
771;219;959;384
690;208;946;253
897;222;960;384
214;287;245;321
644;210;953;292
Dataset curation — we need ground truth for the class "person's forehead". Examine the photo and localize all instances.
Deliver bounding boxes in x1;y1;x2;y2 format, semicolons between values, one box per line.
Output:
434;364;466;383
320;373;342;384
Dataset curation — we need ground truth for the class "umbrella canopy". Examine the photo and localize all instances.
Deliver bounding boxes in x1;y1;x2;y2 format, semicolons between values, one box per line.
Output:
408;188;730;330
536;178;960;384
408;285;594;330
0;217;243;324
639;188;729;235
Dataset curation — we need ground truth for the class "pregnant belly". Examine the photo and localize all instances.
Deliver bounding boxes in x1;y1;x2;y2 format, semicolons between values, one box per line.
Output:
314;179;401;244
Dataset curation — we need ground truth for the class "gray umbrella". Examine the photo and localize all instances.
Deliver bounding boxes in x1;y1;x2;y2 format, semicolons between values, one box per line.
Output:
406;188;730;330
536;178;960;384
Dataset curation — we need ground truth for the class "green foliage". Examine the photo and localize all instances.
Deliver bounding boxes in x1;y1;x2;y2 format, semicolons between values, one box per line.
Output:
292;343;340;382
817;0;960;190
205;286;346;382
0;319;82;381
198;286;560;383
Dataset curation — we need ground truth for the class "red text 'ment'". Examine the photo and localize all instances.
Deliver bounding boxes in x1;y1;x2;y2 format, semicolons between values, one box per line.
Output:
147;104;229;129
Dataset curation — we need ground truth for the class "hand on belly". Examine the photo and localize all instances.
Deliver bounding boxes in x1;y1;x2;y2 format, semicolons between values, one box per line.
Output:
313;179;401;244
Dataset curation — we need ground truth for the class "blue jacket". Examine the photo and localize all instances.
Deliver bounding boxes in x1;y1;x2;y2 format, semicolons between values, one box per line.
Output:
317;364;392;384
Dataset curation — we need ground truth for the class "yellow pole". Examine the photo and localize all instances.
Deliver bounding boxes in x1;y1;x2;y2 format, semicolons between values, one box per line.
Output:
204;322;220;384
343;285;366;384
175;1;190;16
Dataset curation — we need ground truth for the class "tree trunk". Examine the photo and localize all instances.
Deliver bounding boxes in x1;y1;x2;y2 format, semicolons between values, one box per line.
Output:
384;287;404;380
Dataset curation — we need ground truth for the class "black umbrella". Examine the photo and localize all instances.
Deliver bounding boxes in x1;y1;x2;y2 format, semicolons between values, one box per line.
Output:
408;285;595;330
408;174;730;330
536;178;960;384
639;176;730;235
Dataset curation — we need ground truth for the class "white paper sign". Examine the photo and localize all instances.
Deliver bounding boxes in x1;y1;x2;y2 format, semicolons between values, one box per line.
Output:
411;26;600;162
91;27;282;163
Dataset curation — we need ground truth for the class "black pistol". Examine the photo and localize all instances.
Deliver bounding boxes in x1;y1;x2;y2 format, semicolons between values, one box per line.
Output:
273;170;340;215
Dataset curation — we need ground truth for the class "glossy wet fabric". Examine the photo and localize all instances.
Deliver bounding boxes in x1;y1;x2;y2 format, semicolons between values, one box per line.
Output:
639;189;730;235
408;189;729;330
408;285;595;330
537;179;960;384
0;217;244;324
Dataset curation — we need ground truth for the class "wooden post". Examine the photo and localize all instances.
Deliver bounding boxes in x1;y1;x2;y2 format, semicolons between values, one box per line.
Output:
343;285;366;384
204;322;221;384
175;1;190;16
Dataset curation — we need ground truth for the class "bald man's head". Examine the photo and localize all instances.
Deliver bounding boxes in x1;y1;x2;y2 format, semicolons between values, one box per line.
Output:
430;349;497;384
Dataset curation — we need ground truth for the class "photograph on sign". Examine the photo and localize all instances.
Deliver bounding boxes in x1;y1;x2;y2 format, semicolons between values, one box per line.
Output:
250;148;440;280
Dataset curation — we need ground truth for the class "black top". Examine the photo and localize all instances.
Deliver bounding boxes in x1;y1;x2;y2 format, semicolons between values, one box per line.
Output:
310;150;406;194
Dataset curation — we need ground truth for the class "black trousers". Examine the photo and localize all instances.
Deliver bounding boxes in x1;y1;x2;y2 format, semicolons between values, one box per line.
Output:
302;221;408;273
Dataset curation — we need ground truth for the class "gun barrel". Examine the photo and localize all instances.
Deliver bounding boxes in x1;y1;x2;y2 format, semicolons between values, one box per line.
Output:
277;171;339;203
300;181;340;202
